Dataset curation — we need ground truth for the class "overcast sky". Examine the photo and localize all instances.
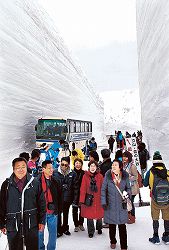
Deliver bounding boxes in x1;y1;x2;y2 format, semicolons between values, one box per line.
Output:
39;0;138;92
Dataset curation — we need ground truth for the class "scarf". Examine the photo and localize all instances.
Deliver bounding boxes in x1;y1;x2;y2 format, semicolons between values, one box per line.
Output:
42;173;53;211
89;172;98;193
123;162;131;172
112;172;121;187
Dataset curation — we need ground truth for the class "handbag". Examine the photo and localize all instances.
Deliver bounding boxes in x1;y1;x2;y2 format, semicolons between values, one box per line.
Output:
84;193;94;206
115;185;132;212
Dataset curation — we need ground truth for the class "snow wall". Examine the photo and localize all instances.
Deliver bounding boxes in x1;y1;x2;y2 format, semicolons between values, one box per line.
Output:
136;0;169;165
0;0;103;181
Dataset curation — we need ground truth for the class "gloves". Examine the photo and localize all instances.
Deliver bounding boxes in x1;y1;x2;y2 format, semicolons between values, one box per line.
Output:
122;191;129;200
102;204;108;210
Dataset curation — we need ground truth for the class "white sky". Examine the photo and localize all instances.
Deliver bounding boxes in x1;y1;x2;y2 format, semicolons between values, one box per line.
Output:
39;0;137;49
38;0;138;91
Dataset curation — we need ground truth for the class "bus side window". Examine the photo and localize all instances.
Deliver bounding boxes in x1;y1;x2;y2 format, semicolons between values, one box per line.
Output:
70;121;75;133
81;122;84;132
74;122;76;132
76;121;80;132
88;123;91;132
85;122;89;132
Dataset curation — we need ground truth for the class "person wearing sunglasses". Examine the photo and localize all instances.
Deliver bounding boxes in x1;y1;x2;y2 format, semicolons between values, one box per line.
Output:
54;156;78;237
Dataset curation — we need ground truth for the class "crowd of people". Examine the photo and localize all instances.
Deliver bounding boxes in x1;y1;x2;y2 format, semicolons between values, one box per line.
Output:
0;132;169;250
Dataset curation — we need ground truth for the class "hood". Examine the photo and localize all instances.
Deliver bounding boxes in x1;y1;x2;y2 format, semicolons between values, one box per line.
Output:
151;164;167;179
57;166;72;176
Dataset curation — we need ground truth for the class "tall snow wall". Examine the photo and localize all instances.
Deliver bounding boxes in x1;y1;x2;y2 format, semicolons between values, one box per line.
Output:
0;0;103;180
136;0;169;165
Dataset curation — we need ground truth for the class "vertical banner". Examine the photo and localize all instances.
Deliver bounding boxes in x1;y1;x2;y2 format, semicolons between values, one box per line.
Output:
126;137;141;174
125;137;133;154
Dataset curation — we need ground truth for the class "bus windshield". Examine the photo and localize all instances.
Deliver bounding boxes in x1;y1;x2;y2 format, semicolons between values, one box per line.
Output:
36;119;67;140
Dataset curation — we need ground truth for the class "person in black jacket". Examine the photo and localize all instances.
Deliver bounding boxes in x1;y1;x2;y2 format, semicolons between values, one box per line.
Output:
108;135;115;152
99;149;112;177
38;160;62;250
0;157;46;250
72;158;85;232
54;156;78;237
138;142;150;179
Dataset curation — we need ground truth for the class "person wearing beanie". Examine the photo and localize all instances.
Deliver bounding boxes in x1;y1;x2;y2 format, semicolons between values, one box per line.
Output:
152;151;163;163
101;159;131;250
122;151;139;224
79;160;104;238
144;151;169;245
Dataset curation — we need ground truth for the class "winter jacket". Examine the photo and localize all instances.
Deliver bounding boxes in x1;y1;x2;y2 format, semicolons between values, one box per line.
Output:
123;163;139;195
99;158;112;177
73;168;85;202
53;167;79;205
138;149;150;170
108;137;115;147
101;169;131;225
0;173;46;231
48;142;61;169
89;140;97;151
79;171;104;219
37;174;62;214
71;149;85;165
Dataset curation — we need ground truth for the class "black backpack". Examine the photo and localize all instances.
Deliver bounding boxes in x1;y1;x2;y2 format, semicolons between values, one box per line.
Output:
152;174;169;206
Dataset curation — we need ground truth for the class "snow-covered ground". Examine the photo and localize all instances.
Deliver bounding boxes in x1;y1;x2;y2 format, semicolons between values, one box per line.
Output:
100;89;141;135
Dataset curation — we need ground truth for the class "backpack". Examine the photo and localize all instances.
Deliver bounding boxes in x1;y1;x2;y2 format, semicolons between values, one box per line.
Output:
152;174;169;206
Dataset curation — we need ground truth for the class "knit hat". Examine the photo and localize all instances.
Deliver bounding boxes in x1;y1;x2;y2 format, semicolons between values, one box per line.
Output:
153;151;163;164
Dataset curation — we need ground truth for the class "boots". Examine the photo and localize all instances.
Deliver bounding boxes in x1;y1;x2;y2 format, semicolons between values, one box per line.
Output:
127;213;135;224
110;244;116;249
